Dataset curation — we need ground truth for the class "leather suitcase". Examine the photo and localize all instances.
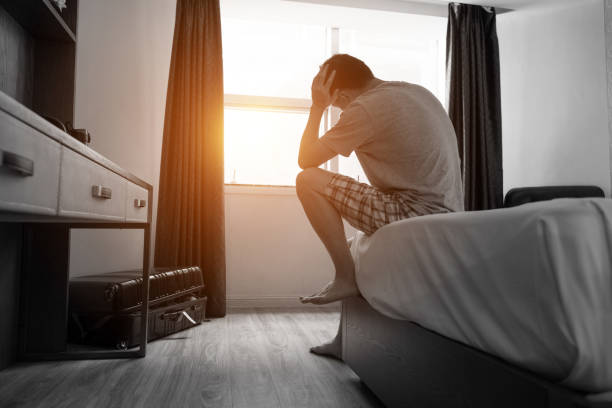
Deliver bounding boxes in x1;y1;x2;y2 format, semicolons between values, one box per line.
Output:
69;295;207;349
69;266;204;314
68;266;206;349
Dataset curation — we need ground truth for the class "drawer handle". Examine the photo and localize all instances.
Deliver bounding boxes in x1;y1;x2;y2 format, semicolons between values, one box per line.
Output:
91;185;112;199
1;150;34;176
134;199;147;208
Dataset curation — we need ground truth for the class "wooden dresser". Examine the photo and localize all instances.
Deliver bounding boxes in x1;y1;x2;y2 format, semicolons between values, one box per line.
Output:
0;0;152;369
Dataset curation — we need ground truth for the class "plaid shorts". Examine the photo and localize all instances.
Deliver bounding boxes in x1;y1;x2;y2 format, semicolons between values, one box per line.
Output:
324;173;424;235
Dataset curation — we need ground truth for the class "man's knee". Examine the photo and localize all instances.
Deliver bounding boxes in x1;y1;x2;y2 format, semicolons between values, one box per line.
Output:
296;167;332;199
296;168;316;200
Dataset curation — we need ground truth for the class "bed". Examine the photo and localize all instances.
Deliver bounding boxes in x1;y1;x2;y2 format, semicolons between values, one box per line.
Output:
341;186;612;408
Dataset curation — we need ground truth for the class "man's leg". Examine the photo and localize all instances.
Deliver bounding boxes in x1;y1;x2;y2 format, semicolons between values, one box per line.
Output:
295;168;359;305
310;306;343;360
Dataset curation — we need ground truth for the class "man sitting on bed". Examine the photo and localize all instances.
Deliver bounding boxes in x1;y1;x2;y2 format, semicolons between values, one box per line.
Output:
296;54;464;358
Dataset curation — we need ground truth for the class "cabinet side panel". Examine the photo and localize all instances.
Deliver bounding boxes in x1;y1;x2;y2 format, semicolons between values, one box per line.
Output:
21;223;69;354
0;223;22;369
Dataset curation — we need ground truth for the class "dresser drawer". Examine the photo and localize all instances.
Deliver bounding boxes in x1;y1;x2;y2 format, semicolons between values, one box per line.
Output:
59;147;126;220
0;110;61;215
126;181;149;222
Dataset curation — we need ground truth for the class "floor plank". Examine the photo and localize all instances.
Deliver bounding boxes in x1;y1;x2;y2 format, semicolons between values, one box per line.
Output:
253;309;337;408
0;308;383;408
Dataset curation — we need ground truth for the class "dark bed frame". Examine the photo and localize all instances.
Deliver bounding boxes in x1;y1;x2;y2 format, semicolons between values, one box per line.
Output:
341;186;609;408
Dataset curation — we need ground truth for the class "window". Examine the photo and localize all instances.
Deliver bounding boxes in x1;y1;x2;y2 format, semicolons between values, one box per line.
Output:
224;108;310;186
221;2;447;186
222;19;326;99
222;18;325;186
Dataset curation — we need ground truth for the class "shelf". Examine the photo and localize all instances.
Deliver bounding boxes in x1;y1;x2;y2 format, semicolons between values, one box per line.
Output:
0;0;76;43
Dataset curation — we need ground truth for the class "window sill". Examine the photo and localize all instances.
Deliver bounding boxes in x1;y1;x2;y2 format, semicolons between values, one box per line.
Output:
224;184;296;196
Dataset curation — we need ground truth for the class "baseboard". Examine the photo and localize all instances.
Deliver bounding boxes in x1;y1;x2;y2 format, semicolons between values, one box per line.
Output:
227;295;341;310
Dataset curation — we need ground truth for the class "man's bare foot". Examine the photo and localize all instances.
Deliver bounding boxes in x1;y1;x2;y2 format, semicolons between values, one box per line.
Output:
310;339;342;360
299;278;358;305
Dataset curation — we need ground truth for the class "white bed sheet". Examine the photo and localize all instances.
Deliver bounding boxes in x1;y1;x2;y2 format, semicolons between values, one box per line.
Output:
351;198;612;394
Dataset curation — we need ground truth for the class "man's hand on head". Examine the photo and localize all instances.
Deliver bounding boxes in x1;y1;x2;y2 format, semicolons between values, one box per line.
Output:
299;65;338;169
311;65;338;110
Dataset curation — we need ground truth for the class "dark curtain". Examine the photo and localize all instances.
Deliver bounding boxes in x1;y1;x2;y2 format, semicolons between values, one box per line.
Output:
447;3;503;211
155;0;226;317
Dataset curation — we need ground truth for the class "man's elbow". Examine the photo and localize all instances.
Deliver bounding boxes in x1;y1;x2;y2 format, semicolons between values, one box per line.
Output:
298;157;308;170
299;156;320;170
298;153;313;170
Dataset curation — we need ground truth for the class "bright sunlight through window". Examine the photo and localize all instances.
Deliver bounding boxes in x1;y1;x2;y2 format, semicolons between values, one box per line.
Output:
221;0;447;186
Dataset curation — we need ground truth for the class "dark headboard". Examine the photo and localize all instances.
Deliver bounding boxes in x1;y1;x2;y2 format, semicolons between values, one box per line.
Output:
503;186;605;208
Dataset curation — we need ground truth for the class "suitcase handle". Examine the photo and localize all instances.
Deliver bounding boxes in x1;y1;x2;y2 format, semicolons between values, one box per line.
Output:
160;309;196;324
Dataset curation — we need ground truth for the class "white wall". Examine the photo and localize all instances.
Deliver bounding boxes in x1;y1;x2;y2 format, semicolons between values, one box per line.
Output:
71;0;174;276
225;186;347;307
498;0;610;196
605;0;612;183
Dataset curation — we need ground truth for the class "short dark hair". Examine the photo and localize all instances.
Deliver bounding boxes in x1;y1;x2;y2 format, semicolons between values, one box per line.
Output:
322;54;374;94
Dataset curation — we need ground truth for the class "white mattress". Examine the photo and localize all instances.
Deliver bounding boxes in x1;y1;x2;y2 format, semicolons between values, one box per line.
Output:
350;198;612;395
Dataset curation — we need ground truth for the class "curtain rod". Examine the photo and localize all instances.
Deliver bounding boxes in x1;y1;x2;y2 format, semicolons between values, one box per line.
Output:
283;0;512;16
450;2;512;14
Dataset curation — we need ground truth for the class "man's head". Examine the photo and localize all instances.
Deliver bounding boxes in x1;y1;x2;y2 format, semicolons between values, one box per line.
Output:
321;54;374;110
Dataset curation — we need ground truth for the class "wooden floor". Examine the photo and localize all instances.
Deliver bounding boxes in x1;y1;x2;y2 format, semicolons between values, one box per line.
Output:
0;307;384;408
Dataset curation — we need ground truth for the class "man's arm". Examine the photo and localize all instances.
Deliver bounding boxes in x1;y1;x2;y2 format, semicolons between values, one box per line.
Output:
298;65;338;169
298;105;335;169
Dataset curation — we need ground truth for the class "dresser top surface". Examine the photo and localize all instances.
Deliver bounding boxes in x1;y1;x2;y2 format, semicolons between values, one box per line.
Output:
0;90;152;191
